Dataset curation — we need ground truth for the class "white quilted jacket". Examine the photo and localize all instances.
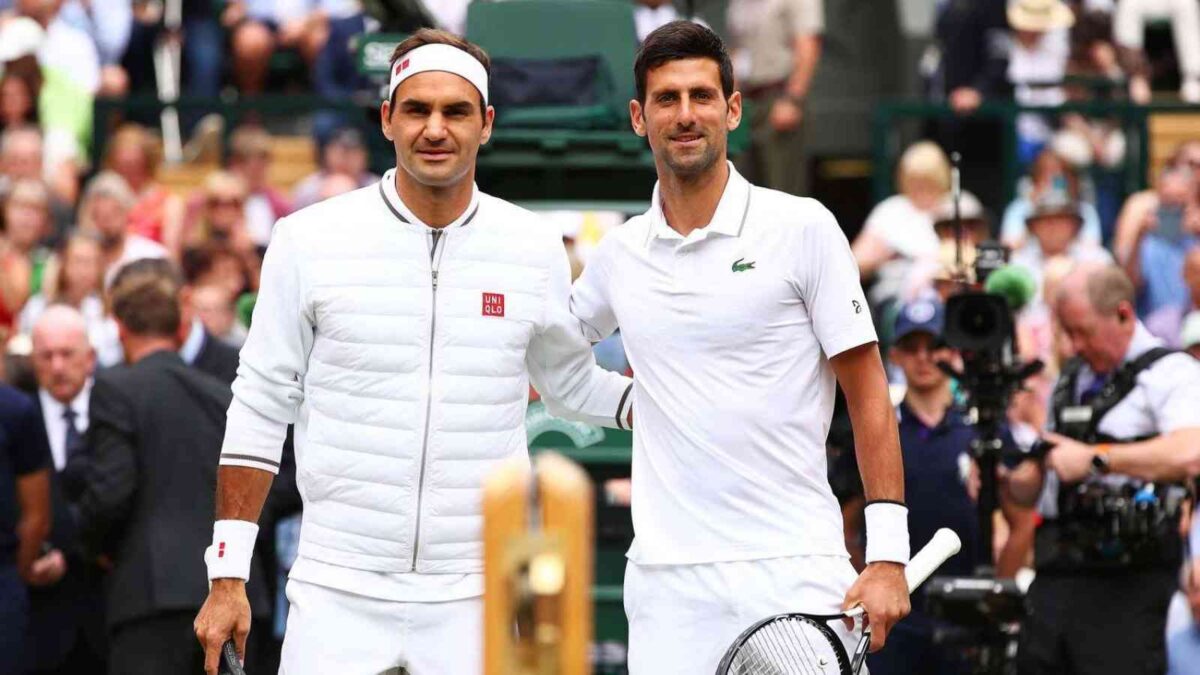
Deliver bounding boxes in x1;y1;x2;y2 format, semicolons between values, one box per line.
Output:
220;172;632;574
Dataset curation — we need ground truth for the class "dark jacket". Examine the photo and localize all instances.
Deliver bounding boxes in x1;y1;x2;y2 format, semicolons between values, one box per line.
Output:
25;395;107;669
192;331;241;386
932;0;1010;100
77;350;270;629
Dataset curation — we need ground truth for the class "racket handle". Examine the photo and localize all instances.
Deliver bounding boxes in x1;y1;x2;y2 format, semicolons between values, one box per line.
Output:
905;528;961;593
219;639;247;675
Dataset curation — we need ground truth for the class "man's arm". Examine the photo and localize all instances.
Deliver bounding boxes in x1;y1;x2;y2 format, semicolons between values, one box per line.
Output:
995;486;1037;578
1044;428;1200;484
830;343;910;652
196;218;310;675
528;234;632;429
14;468;50;581
77;376;139;553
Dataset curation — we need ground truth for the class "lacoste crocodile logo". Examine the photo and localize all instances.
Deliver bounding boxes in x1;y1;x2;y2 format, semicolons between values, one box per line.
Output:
731;257;756;273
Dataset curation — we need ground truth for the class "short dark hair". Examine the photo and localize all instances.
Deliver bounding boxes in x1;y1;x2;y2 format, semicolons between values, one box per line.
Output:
634;21;734;104
108;259;184;338
388;29;491;113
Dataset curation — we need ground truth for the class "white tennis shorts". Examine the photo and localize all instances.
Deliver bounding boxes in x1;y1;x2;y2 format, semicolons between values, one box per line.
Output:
624;555;866;675
278;578;482;675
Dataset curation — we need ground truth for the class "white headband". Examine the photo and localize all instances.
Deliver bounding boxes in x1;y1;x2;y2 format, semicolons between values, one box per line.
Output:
388;43;489;107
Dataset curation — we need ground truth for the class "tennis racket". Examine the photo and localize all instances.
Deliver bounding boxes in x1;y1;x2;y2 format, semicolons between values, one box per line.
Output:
218;639;247;675
715;528;962;675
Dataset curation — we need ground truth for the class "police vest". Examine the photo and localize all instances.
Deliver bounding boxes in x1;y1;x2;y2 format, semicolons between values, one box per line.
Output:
1037;348;1185;573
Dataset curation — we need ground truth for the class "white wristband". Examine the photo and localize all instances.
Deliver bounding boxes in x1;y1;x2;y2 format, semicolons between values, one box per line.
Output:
205;520;259;581
864;502;910;565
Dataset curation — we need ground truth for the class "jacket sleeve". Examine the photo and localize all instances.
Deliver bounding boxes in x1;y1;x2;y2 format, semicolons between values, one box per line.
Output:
77;375;138;554
222;218;314;474
527;239;632;429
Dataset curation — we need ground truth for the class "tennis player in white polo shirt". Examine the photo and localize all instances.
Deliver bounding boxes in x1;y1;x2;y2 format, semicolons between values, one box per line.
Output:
571;22;911;673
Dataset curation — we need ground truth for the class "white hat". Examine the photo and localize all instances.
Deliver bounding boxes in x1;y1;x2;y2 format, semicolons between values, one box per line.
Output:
1181;310;1200;349
1008;0;1075;32
0;17;46;63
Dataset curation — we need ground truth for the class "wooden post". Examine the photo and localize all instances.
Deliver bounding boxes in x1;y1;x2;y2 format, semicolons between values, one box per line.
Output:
483;453;593;675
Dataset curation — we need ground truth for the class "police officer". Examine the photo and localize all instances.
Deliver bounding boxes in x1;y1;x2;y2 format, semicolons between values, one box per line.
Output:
1009;264;1200;675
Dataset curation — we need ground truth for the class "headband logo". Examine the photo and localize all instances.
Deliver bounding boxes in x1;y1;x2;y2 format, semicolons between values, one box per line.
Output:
393;58;411;77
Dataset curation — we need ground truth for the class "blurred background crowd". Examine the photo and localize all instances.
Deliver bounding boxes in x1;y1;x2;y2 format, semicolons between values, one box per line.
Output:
2;0;1200;672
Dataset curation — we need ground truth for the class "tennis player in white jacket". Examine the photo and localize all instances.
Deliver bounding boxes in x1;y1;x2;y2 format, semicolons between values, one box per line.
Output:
193;30;633;675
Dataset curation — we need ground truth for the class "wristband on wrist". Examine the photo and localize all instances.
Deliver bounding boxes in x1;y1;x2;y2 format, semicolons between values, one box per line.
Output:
864;501;910;565
205;520;259;581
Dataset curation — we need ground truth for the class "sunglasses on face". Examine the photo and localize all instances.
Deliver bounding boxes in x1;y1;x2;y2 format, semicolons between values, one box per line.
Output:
208;197;244;208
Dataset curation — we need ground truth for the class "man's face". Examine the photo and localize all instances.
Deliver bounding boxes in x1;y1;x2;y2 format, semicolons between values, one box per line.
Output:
1159;170;1194;208
1028;214;1079;256
31;324;95;404
380;71;493;189
631;58;740;180
191;285;235;338
891;332;952;392
87;195;129;246
2;135;42;180
1056;294;1133;374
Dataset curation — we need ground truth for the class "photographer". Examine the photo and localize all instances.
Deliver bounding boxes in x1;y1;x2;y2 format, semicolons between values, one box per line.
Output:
1008;264;1200;675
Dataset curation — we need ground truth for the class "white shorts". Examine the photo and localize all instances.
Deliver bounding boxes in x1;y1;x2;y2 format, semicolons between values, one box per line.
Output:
624;555;865;675
279;578;482;675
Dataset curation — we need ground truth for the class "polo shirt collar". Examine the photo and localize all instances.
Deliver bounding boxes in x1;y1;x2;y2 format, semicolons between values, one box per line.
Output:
378;168;481;231
649;161;752;242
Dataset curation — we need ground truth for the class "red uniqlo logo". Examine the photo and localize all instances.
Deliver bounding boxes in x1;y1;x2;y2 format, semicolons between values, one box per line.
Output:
482;293;505;317
394;58;411;77
218;542;226;558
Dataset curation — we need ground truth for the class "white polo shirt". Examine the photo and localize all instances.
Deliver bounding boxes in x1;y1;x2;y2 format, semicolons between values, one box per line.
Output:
571;164;877;564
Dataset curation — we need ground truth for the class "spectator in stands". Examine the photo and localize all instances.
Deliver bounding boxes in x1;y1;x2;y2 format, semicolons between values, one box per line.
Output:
122;0;223;101
57;0;131;96
1007;0;1074;165
14;0;100;96
182;243;257;303
1001;148;1104;248
77;171;168;287
1113;0;1200;102
1181;310;1200;359
225;125;290;248
0;380;51;674
0;65;38;131
852;141;972;309
184;172;263;293
1056;9;1127;173
26;304;107;674
19;230;122;367
1010;189;1113;305
0;125;74;225
190;283;246;348
925;0;1009;113
633;0;708;43
0;178;53;325
103;124;184;254
76;262;271;675
1115;165;1199;323
901;193;989;303
726;0;822;196
290;127;377;210
1141;244;1200;346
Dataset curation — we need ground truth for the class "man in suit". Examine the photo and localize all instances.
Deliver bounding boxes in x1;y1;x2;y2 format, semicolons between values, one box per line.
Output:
25;305;108;674
75;263;271;675
112;258;242;384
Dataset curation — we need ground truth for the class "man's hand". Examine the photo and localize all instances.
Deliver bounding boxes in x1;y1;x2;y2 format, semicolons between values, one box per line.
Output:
841;562;910;652
27;549;67;586
949;87;982;114
769;98;803;132
195;578;252;675
1043;432;1096;482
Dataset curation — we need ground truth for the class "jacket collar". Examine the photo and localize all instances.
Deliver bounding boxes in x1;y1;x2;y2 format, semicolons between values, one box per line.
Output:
378;168;481;231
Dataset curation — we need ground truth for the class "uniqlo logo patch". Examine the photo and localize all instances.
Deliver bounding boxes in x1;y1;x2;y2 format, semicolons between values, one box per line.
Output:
482;292;505;317
218;542;226;558
394;58;411;77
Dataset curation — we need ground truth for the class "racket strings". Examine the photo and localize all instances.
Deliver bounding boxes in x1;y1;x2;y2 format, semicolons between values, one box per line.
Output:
725;617;844;675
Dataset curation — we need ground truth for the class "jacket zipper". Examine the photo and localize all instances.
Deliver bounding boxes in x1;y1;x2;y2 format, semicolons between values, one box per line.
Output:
412;228;444;571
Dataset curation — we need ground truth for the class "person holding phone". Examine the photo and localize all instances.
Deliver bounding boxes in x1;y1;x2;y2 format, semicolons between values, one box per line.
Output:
1117;165;1200;330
